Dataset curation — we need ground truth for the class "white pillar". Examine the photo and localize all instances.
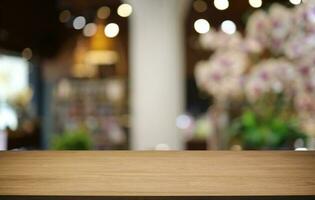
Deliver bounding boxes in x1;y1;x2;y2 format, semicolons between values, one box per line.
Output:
128;0;189;150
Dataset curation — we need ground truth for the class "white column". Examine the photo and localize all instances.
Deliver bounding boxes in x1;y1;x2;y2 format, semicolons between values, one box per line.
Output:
0;130;7;150
128;0;189;150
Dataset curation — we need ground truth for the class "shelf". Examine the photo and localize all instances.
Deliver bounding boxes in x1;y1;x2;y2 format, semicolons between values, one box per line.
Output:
0;151;314;197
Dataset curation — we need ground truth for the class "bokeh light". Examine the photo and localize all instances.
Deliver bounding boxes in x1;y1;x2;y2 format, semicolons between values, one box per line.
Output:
104;23;120;38
289;0;302;5
221;20;236;34
176;114;193;130
194;19;210;34
22;48;32;60
117;4;133;17
97;6;111;19
248;0;262;8
193;0;208;13
73;16;86;30
214;0;229;10
83;23;97;37
59;10;71;23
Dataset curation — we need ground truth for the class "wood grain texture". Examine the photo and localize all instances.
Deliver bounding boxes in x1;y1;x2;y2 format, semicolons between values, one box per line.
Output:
0;151;314;196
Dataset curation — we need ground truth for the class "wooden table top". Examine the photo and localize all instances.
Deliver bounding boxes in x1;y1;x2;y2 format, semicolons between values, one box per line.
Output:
0;151;314;196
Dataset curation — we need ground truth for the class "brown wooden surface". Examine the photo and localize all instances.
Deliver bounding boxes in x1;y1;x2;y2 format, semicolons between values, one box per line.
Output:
0;151;314;196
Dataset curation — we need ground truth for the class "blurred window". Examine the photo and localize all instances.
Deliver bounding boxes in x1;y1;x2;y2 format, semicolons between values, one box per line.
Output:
0;54;29;130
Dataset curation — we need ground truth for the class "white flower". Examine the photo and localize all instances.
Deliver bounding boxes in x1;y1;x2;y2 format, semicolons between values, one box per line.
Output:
195;61;212;90
295;56;315;100
293;3;308;30
264;4;292;55
195;0;315;137
199;30;243;51
245;59;296;102
200;29;263;55
302;1;315;33
246;10;270;48
195;50;249;100
269;4;292;40
199;30;218;50
241;38;264;54
284;32;307;59
287;34;314;57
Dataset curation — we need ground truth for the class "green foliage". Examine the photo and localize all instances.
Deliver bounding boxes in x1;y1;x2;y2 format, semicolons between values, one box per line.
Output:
230;109;307;150
228;92;308;149
51;129;93;150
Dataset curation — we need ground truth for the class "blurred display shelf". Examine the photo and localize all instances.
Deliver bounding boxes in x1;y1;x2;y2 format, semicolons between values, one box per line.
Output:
52;78;129;150
0;151;314;199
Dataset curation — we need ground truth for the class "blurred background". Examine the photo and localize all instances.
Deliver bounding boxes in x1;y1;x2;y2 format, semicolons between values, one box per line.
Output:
0;0;314;150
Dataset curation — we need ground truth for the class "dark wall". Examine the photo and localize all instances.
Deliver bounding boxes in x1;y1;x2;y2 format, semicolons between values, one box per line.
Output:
0;0;69;58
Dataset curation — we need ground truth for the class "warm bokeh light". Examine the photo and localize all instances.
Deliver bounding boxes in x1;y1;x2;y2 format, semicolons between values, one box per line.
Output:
117;4;133;17
289;0;302;5
193;0;208;13
97;6;111;19
73;16;86;30
104;23;120;38
214;0;229;10
221;20;236;34
59;10;71;23
194;19;210;34
248;0;262;8
22;48;32;60
83;23;97;37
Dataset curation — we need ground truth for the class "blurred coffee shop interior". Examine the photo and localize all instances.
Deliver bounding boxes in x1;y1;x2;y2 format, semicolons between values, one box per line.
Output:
0;0;315;151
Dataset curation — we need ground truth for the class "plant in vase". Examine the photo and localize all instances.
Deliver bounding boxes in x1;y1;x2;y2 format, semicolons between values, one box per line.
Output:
195;2;315;149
